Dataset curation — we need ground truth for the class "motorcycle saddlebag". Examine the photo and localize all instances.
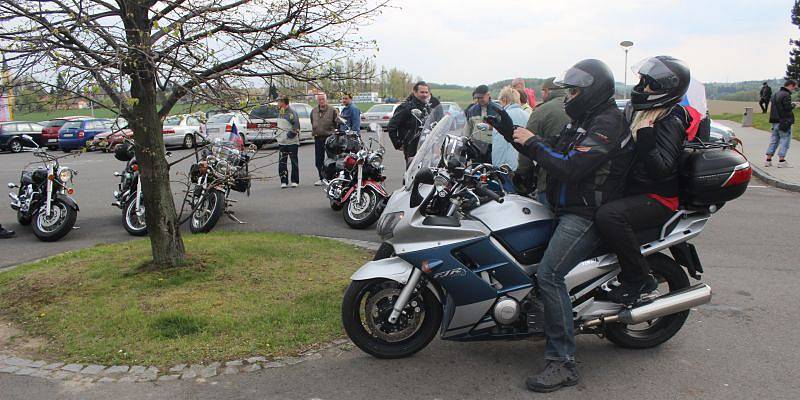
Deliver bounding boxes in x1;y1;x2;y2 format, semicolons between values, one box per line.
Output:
679;145;751;209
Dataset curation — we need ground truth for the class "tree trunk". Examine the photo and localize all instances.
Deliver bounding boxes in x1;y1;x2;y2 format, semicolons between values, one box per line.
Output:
123;1;185;268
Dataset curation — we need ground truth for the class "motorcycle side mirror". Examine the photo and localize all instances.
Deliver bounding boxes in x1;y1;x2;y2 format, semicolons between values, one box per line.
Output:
7;182;17;189
165;151;172;157
415;167;435;185
20;134;39;148
113;172;122;177
409;167;435;209
476;123;490;132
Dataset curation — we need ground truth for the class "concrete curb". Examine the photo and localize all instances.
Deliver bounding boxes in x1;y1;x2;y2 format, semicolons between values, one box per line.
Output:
749;163;800;193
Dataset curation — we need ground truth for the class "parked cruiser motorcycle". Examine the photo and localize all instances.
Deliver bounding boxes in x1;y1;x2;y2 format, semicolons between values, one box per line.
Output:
181;137;255;233
110;139;147;236
341;108;751;359
325;121;389;229
8;135;79;242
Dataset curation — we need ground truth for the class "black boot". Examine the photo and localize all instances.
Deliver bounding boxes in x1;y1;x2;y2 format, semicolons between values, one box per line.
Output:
0;226;15;239
525;360;579;392
607;275;658;305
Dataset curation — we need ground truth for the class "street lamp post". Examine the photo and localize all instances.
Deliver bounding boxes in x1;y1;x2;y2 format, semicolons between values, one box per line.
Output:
620;40;634;99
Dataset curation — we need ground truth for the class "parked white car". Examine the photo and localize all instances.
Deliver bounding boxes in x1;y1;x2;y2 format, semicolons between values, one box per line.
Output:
361;103;400;131
246;102;313;147
162;114;204;148
204;111;250;144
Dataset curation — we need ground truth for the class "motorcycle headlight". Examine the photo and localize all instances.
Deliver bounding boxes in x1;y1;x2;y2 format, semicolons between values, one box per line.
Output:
433;174;449;196
370;154;383;169
57;167;74;183
376;211;404;239
217;159;229;174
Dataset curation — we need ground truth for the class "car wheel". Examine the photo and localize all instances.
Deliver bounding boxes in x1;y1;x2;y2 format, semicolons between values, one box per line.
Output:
9;138;23;153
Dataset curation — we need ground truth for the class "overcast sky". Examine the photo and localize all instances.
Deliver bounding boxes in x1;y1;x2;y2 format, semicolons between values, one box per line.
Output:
359;0;795;86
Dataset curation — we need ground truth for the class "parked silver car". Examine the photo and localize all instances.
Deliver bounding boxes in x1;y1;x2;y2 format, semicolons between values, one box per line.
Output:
246;102;314;146
162;114;204;148
204;111;250;144
361;103;400;131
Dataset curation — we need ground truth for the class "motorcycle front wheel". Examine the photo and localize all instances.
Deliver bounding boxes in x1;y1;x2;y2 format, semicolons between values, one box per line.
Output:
189;189;224;233
32;200;77;242
343;188;384;229
342;278;442;359
122;199;148;236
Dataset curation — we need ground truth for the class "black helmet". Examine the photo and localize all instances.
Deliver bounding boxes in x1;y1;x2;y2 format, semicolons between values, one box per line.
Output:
114;142;134;162
630;56;690;111
555;59;615;121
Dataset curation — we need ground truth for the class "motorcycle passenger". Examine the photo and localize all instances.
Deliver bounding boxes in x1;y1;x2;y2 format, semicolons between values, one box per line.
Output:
501;59;633;392
387;81;441;164
464;84;503;163
595;56;693;304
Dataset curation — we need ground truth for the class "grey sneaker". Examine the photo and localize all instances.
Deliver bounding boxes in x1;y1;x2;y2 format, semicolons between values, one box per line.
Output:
525;360;580;392
280;183;288;189
765;160;773;167
777;160;792;168
290;182;299;188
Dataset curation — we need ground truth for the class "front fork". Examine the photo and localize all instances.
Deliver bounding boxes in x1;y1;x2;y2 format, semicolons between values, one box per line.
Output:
355;164;363;205
387;268;424;324
135;176;142;211
45;177;53;215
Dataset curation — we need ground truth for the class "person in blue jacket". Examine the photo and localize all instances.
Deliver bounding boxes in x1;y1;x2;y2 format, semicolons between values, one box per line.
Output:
340;93;361;132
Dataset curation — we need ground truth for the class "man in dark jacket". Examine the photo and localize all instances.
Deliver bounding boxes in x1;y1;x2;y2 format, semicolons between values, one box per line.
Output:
494;59;633;392
387;81;441;163
311;93;339;185
759;82;773;113
766;79;797;168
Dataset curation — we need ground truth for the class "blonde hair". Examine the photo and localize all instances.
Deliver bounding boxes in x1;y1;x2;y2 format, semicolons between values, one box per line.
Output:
498;86;520;105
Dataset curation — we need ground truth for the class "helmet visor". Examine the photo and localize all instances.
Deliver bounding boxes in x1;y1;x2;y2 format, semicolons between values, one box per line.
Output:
554;66;595;89
632;57;680;90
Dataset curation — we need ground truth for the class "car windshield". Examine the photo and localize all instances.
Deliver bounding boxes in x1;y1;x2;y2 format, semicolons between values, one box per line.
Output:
61;121;83;130
45;120;69;128
368;104;395;113
164;117;182;126
403;105;458;189
250;105;280;119
209;114;233;124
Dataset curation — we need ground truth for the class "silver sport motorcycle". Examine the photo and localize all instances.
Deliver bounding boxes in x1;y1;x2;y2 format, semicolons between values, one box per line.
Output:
341;107;744;359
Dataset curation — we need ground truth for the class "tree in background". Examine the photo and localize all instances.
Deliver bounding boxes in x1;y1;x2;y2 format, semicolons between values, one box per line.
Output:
1;0;386;268
787;0;800;80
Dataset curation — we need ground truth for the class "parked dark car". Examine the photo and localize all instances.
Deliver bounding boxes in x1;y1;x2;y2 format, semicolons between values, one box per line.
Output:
58;118;113;152
0;121;46;152
40;116;90;149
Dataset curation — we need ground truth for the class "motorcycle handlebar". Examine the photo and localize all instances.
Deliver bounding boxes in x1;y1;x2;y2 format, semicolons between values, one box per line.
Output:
474;183;504;203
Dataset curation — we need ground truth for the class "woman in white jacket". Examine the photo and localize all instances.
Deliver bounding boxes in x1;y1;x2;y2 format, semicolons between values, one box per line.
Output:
493;86;530;169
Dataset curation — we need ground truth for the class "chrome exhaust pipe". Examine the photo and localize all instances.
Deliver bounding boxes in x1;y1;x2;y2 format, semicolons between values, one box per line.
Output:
581;283;711;328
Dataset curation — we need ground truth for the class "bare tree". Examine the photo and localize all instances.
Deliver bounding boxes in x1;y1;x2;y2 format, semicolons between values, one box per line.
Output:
0;0;388;267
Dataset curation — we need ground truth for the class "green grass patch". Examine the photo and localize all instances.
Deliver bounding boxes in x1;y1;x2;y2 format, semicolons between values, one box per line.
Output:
0;232;372;367
712;109;800;141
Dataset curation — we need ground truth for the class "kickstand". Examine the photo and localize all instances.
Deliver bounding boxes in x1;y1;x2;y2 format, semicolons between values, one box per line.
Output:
226;211;247;224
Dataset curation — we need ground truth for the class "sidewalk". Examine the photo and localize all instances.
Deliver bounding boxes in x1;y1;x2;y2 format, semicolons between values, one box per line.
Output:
717;120;800;192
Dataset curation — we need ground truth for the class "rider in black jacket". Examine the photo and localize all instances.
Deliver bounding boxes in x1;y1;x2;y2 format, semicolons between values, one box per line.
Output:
493;59;633;393
387;81;441;163
595;56;692;304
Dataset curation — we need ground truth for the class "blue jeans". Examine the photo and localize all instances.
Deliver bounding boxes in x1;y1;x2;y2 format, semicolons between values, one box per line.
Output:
767;123;792;158
537;213;602;362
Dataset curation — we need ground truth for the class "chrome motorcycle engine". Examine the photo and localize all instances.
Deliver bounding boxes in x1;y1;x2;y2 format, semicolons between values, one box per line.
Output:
492;297;520;325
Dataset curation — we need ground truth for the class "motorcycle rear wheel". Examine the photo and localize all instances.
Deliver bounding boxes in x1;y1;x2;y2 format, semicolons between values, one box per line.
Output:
604;253;691;349
342;278;442;359
189;189;224;233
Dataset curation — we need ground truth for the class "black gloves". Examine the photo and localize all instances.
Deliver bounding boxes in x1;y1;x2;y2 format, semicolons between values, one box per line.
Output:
483;108;515;143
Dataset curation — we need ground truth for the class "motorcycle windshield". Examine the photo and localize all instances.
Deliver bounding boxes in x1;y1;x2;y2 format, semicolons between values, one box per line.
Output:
403;105;460;190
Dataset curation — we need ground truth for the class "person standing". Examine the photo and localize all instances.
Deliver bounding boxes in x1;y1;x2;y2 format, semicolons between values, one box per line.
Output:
766;79;797;168
499;59;632;392
759;82;773;113
493;86;528;169
515;78;571;203
340;93;361;132
387;81;441;164
276;96;301;188
0;224;14;238
516;88;533;113
464;85;503;163
512;77;537;109
310;93;339;186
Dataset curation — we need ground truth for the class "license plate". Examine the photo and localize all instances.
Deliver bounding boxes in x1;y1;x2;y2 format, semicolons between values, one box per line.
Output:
369;116;380;120
47;139;57;143
62;134;73;138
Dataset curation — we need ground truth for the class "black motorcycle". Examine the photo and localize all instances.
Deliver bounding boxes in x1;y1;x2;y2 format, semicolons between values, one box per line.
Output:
111;139;147;236
7;135;79;242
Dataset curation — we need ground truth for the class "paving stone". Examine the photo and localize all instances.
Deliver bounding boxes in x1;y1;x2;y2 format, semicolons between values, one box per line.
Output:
138;366;158;381
301;353;322;362
13;367;37;376
158;374;179;381
128;365;147;375
6;357;33;367
49;371;74;380
31;369;51;378
208;361;221;368
282;357;303;365
104;365;129;374
169;364;186;373
29;360;47;368
241;364;262;373
180;370;198;380
80;364;107;375
199;366;218;378
332;338;350;345
0;354;9;362
0;366;20;373
221;366;239;375
98;377;116;383
118;375;138;383
263;361;285;368
61;363;84;373
79;376;97;384
225;360;243;366
41;362;64;370
246;356;267;364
